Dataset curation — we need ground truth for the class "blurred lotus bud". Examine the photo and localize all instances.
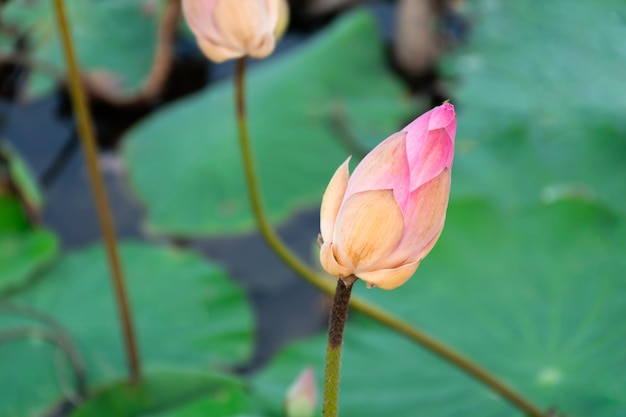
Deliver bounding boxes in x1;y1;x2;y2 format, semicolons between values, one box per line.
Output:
394;0;440;76
284;367;317;417
319;103;456;290
182;0;289;63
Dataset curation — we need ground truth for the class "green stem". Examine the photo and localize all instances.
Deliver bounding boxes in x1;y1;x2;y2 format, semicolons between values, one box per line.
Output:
233;58;545;417
52;0;141;383
322;276;356;417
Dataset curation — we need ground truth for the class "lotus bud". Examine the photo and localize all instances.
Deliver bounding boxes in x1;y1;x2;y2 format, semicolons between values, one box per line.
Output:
284;367;317;417
319;103;456;290
182;0;289;63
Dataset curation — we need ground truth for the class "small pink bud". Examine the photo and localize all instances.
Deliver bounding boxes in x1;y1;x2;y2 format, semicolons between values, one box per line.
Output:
284;367;317;417
319;103;456;290
182;0;289;63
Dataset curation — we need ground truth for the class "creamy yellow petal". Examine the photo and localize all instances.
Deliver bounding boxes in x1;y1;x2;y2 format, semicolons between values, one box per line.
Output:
357;261;420;290
333;190;404;272
215;0;274;56
247;34;277;59
264;0;280;28
320;157;350;243
273;0;290;39
197;37;243;63
319;243;351;278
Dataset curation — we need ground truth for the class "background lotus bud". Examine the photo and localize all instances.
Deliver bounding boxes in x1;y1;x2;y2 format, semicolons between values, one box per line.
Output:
284;367;317;417
319;103;456;290
182;0;289;63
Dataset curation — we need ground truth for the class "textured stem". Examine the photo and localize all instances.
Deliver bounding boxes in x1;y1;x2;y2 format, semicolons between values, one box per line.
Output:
52;0;141;383
232;58;545;417
323;277;355;417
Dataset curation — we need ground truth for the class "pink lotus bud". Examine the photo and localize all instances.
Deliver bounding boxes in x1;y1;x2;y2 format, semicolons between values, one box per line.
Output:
182;0;289;63
319;103;456;290
284;367;317;417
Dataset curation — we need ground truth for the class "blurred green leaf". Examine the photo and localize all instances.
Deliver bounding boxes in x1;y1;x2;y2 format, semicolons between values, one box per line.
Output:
0;229;58;295
0;143;54;295
2;0;160;98
253;199;626;417
449;0;626;214
0;242;254;417
254;1;626;415
0;142;40;232
69;370;259;417
122;10;414;237
0;0;50;31
0;0;49;53
0;195;29;232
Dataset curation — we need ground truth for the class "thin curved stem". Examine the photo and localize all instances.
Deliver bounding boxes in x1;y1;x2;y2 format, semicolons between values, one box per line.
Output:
233;58;546;417
52;0;141;383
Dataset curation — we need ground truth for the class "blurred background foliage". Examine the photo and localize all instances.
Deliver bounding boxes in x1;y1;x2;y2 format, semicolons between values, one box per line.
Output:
0;0;625;416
